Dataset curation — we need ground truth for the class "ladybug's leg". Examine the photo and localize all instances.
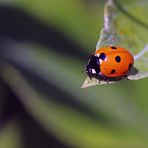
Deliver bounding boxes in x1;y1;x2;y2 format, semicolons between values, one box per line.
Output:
106;79;109;83
104;77;109;83
97;73;104;79
98;73;109;83
120;75;128;79
125;75;130;80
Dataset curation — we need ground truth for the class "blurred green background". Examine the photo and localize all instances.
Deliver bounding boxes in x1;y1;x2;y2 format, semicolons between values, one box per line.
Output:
0;0;148;148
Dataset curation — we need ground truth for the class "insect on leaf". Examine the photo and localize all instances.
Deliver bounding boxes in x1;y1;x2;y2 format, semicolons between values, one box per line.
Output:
82;0;148;88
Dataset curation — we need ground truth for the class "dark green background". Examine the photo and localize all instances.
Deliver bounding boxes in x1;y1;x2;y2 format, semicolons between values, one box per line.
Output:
0;0;148;148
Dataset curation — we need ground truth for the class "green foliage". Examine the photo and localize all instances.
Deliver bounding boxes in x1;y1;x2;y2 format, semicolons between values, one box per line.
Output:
0;0;148;148
0;121;22;148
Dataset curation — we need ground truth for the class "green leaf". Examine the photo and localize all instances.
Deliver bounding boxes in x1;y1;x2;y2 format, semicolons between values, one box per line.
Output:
0;121;22;148
0;61;148;147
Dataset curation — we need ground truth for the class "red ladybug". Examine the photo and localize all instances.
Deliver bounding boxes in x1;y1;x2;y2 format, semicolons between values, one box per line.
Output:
85;46;134;80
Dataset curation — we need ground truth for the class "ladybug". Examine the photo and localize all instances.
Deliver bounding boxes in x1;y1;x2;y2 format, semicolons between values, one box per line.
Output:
85;46;134;80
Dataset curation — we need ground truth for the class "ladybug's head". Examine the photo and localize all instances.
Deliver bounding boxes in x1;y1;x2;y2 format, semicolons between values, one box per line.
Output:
85;53;106;78
85;55;100;78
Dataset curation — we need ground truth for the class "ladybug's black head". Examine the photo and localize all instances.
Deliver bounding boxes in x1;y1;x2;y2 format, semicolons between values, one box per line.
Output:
85;55;100;78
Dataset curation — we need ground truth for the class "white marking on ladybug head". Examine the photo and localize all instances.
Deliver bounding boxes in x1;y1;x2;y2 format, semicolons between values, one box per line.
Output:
92;69;96;74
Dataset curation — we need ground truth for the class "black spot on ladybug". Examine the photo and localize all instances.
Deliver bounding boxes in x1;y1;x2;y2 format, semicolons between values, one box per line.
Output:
115;56;121;63
111;46;117;49
128;63;132;70
99;52;106;60
110;69;116;74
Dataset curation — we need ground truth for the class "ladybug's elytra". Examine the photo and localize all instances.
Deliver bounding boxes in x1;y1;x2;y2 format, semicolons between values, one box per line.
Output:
85;46;134;80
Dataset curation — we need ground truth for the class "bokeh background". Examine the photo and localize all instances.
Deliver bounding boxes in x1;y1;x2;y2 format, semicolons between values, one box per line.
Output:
1;0;148;148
